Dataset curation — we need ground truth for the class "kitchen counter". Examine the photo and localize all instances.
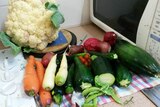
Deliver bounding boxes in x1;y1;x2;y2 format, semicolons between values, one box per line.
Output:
0;23;156;107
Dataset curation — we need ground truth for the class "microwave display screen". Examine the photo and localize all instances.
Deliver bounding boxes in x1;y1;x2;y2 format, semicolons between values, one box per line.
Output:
94;0;148;42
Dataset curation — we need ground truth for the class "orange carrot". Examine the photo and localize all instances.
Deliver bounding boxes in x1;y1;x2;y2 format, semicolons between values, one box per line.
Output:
36;60;52;107
39;88;52;107
35;60;45;85
23;55;40;96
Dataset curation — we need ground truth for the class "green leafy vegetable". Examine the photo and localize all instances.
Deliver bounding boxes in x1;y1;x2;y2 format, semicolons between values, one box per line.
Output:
0;32;21;55
23;47;36;53
51;11;65;28
45;2;58;12
45;2;65;28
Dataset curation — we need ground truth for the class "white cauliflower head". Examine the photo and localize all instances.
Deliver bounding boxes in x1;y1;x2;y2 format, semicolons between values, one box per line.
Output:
5;0;59;50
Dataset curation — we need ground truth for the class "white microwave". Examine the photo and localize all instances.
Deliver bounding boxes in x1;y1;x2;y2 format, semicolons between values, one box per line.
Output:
90;0;160;64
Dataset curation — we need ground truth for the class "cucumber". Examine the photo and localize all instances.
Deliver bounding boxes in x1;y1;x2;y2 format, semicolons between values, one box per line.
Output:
91;56;115;86
115;61;132;87
74;57;94;91
114;39;160;78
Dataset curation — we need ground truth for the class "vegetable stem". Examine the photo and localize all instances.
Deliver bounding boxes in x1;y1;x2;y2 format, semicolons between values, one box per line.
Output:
65;86;74;94
53;94;63;105
28;90;35;96
101;87;122;104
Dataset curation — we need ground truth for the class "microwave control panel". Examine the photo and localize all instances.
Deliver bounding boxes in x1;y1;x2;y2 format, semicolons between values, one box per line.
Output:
146;0;160;64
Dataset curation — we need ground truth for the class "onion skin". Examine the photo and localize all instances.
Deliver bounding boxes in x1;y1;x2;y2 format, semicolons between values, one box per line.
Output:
96;42;111;53
83;38;101;51
84;38;111;53
68;45;84;56
103;32;117;46
41;52;54;68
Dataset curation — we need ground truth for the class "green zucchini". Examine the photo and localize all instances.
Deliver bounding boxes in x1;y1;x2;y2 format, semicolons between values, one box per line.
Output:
115;61;132;87
64;63;75;94
91;56;114;75
74;57;94;91
114;39;160;78
91;56;115;86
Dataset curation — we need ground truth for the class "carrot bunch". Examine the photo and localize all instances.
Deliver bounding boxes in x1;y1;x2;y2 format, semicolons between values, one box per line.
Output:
23;55;40;96
23;55;52;107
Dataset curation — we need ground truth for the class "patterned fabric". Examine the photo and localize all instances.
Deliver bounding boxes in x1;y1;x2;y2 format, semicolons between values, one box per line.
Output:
60;74;160;107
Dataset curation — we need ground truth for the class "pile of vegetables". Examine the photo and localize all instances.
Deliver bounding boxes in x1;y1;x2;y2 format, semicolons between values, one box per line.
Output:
22;31;160;106
0;0;64;55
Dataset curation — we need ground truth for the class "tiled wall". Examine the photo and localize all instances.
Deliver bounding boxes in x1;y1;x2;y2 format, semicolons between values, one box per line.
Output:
0;0;9;31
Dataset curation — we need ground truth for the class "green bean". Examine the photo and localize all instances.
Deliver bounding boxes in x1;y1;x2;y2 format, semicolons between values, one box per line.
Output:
93;97;98;107
86;90;100;98
85;92;103;103
82;103;94;107
82;87;100;96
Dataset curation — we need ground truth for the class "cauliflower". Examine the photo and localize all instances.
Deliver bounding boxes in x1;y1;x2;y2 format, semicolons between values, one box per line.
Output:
5;0;59;50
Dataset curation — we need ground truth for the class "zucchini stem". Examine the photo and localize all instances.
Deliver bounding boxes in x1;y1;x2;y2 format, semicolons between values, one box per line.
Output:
65;86;74;94
53;94;63;105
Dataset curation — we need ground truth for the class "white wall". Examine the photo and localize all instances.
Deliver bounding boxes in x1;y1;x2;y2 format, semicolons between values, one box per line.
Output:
57;0;91;28
0;0;90;31
0;0;9;31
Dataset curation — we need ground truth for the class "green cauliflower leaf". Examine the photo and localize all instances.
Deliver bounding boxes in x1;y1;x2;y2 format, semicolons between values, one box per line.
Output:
45;2;65;28
0;32;21;55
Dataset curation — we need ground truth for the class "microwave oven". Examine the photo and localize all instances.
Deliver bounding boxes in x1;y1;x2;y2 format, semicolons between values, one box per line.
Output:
90;0;160;64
